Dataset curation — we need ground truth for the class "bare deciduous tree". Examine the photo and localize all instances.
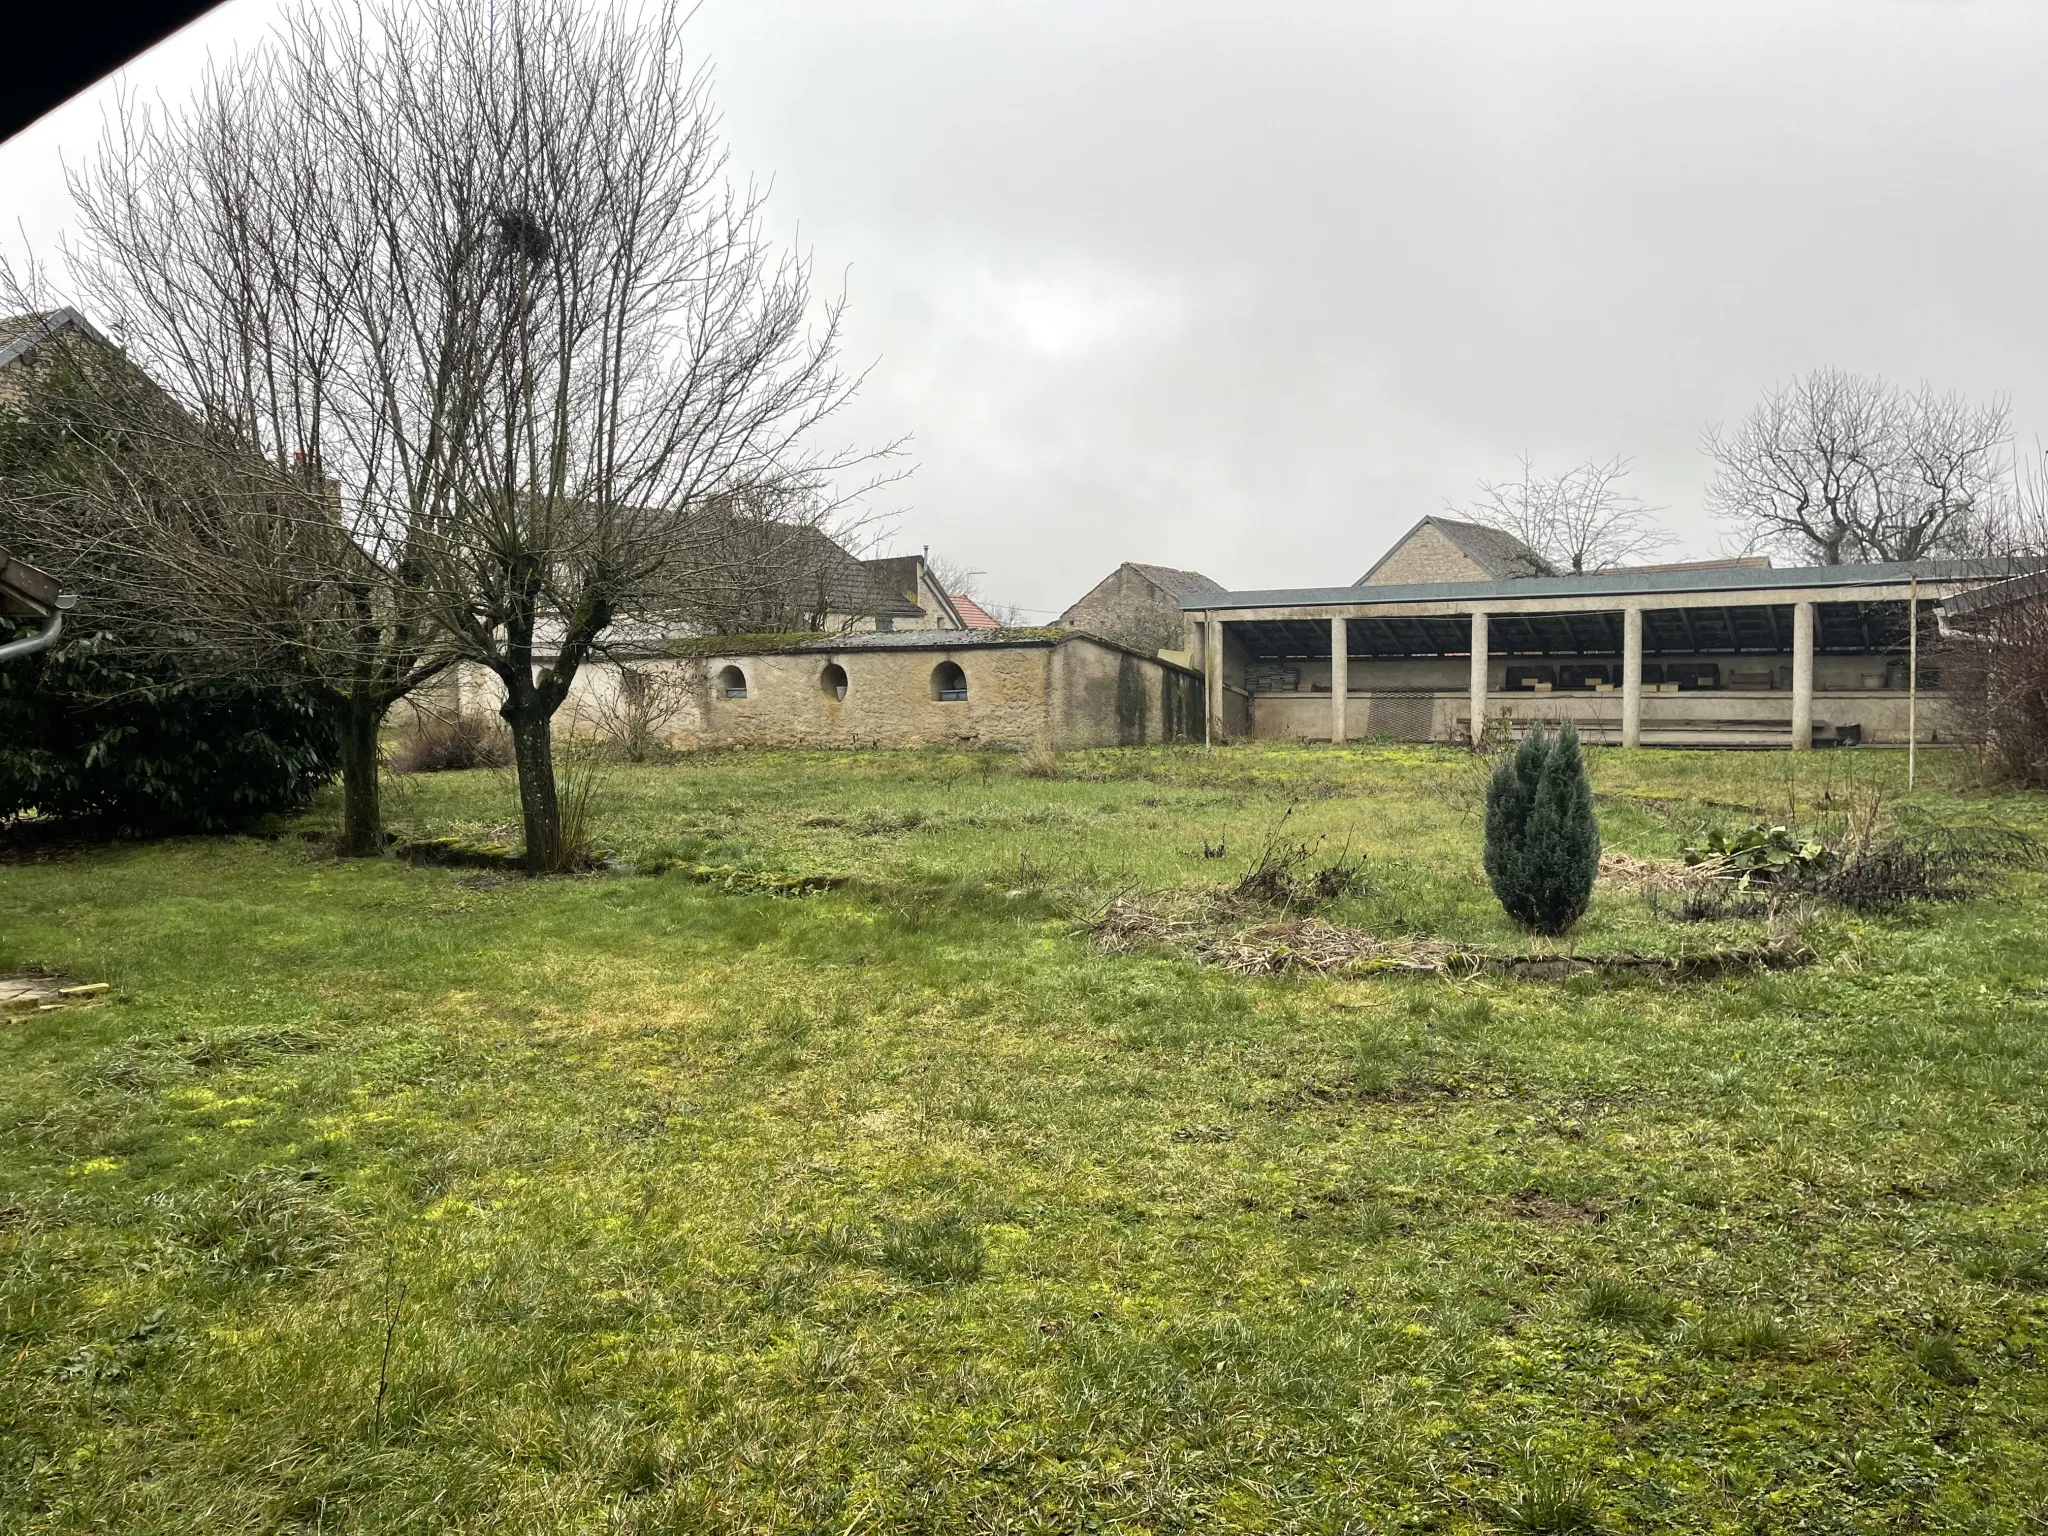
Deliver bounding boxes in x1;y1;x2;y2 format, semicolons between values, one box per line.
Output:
1704;369;2011;565
1457;455;1670;573
50;0;891;871
926;552;1027;626
1941;443;2048;784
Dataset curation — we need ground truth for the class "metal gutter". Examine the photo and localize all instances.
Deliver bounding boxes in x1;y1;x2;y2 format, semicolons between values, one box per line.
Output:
0;594;76;663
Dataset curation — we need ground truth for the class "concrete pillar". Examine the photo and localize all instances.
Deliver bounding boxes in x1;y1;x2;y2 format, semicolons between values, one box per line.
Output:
1205;618;1226;747
1621;605;1644;749
1791;601;1814;751
1468;610;1489;747
1330;616;1348;745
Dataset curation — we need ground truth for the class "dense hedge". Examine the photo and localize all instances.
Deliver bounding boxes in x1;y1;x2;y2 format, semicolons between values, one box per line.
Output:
0;623;338;837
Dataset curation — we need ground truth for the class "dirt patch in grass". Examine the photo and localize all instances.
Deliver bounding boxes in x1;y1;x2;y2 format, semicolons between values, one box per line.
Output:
1503;1188;1608;1223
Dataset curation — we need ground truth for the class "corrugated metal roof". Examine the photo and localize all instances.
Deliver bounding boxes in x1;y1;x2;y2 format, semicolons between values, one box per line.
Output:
1183;558;2033;611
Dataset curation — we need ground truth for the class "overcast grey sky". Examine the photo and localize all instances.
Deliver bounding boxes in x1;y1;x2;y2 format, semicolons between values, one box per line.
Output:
4;0;2045;615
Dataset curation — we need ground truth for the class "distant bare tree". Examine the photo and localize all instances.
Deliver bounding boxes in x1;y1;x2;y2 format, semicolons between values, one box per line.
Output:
1459;455;1670;573
52;0;892;871
1704;369;2010;565
927;552;1027;626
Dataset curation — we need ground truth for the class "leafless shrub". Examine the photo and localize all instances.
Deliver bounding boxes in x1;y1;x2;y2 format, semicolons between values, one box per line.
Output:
389;716;513;775
575;665;692;764
1941;585;2048;789
1231;812;1369;909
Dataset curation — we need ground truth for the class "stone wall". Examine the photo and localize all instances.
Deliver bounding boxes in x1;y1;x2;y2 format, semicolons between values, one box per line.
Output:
1359;524;1491;586
1059;567;1192;654
442;637;1200;752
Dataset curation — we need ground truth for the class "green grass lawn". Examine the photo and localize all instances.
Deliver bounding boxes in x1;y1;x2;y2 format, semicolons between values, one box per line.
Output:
5;743;2048;1532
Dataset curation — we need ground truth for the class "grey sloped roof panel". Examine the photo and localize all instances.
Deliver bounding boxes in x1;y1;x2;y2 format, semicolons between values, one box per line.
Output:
1127;563;1224;597
1355;515;1551;584
1424;516;1553;579
1183;558;2040;611
1942;569;2048;618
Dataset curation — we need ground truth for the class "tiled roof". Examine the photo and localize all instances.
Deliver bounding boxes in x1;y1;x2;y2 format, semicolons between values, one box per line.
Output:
951;593;1000;629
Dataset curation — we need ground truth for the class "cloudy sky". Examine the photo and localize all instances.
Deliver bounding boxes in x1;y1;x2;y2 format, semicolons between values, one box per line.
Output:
4;0;2045;616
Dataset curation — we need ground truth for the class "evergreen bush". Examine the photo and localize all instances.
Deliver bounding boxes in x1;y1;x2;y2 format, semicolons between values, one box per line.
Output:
0;623;338;837
1483;723;1600;935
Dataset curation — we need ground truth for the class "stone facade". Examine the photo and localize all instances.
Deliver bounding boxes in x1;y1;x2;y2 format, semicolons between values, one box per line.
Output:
1058;563;1220;655
448;632;1202;751
1356;517;1551;586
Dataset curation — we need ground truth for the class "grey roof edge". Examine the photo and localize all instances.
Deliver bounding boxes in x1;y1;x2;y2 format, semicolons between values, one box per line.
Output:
1942;569;2048;618
1126;561;1225;596
796;626;1203;674
0;307;111;374
1182;558;2041;612
608;625;1202;675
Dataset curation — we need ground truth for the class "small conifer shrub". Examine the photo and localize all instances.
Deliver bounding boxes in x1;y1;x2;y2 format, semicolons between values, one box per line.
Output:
1483;722;1600;935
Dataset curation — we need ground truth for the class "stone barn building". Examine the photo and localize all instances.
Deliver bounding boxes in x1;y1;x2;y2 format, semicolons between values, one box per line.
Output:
561;629;1202;751
1057;562;1222;660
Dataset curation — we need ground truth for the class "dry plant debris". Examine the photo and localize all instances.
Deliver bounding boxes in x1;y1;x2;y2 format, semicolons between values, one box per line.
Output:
1084;892;1807;982
1597;849;1723;894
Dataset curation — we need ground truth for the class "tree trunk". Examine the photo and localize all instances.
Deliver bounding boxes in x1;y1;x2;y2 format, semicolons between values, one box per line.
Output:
338;694;385;857
506;700;562;873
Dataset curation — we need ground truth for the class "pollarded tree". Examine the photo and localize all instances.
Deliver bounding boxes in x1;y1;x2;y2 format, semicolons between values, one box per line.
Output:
291;1;886;871
57;0;890;873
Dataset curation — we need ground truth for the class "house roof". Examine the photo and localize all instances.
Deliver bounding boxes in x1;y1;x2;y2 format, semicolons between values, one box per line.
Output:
859;553;960;625
0;547;61;619
1127;562;1224;598
0;307;109;374
951;593;1000;629
1182;558;2035;612
1356;515;1552;584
